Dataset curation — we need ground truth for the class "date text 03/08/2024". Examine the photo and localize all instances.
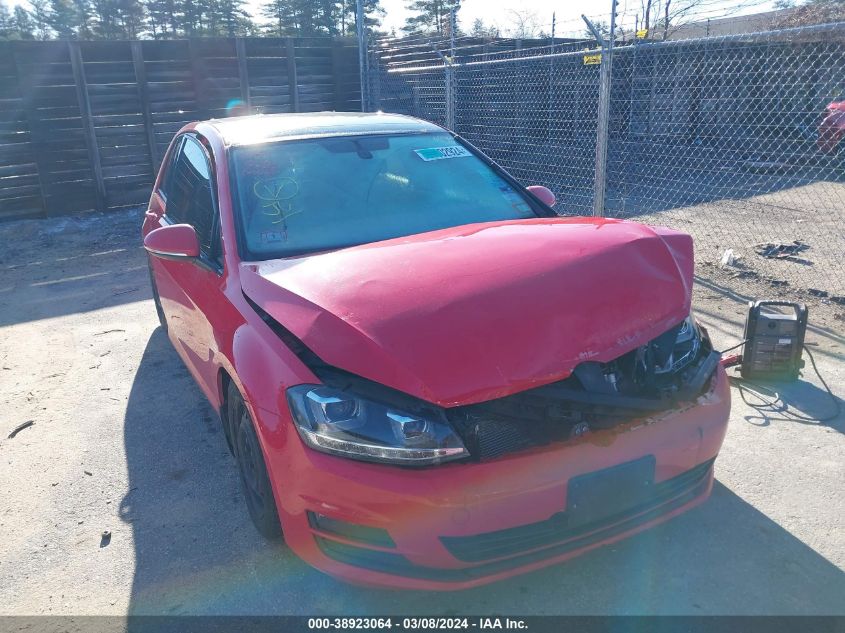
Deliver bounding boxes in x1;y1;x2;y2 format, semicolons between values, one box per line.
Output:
307;618;528;630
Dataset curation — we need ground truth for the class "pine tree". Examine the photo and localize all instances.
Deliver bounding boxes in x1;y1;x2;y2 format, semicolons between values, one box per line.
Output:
14;6;36;38
403;0;459;35
180;0;199;35
0;2;16;39
196;0;215;34
294;0;318;35
30;0;53;38
260;0;318;36
470;17;496;37
217;0;251;36
72;0;94;37
337;0;382;36
92;0;121;38
162;0;177;34
0;1;37;39
260;0;293;36
48;0;79;38
144;0;170;36
117;0;145;37
366;0;385;33
313;0;337;35
337;0;350;34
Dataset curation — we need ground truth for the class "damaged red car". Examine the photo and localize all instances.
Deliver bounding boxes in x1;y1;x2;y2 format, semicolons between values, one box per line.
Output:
142;112;730;590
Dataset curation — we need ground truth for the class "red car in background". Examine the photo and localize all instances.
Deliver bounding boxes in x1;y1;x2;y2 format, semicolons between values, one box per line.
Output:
142;112;730;590
818;97;845;154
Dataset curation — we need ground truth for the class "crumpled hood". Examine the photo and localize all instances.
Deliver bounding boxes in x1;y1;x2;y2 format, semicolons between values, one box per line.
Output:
240;217;694;406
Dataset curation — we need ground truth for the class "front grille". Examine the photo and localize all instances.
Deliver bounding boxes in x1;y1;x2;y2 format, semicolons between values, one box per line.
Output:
307;511;396;548
440;458;715;563
314;459;714;581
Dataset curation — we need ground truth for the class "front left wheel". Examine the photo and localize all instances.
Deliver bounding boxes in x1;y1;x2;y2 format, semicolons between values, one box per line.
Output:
228;382;283;542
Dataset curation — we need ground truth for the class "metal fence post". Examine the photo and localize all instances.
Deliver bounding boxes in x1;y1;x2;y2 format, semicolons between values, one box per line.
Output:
235;37;251;109
356;0;369;112
131;40;160;176
68;41;106;214
445;8;457;130
593;0;618;217
286;38;300;113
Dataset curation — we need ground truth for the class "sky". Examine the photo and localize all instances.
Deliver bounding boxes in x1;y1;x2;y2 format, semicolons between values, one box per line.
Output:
379;0;606;36
378;0;780;38
6;0;780;37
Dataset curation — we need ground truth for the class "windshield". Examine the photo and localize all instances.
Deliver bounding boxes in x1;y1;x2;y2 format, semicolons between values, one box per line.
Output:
229;132;547;259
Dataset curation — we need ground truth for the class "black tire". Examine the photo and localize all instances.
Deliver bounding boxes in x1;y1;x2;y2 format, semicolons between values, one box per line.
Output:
220;388;236;457
147;259;167;332
228;382;283;541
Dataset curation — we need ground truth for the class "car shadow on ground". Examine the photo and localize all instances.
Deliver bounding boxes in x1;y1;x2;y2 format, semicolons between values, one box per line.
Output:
0;210;148;328
122;329;845;616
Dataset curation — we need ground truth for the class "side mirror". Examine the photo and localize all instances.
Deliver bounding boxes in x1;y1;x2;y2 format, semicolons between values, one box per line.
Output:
144;224;200;260
527;185;556;207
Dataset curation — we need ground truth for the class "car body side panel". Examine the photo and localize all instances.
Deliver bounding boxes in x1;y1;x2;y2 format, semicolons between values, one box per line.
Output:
143;122;319;486
819;106;845;154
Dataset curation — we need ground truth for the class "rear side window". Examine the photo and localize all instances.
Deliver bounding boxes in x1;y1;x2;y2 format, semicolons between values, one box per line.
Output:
165;136;216;254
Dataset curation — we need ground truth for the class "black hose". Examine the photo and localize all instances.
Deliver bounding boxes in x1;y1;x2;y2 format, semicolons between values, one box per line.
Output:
727;344;841;423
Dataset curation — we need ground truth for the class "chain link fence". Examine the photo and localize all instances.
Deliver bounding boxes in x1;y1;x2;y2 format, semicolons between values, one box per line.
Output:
365;23;845;304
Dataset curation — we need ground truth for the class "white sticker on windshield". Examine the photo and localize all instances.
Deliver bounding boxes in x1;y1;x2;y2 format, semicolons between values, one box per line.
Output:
260;230;286;243
414;146;472;161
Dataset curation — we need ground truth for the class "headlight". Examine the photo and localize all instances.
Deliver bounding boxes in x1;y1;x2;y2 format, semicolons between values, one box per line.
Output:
286;385;468;466
656;314;701;374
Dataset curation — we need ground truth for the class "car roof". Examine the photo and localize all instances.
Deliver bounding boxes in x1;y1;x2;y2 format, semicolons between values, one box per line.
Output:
206;112;444;146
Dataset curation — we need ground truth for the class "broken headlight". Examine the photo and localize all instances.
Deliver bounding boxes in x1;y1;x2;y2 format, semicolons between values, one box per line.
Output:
655;315;702;374
286;385;468;466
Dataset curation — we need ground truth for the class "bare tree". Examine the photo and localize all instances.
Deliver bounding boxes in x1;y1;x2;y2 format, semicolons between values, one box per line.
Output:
637;0;720;41
642;0;653;37
661;0;708;39
505;8;539;39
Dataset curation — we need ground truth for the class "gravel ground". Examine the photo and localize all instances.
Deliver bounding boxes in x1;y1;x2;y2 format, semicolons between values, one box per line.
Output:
631;181;845;300
0;209;842;616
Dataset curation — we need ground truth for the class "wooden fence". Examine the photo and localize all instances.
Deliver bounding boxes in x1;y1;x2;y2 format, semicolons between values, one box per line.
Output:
0;37;361;221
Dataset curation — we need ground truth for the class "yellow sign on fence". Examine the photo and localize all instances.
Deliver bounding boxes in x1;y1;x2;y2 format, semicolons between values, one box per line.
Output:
583;53;602;65
636;28;648;38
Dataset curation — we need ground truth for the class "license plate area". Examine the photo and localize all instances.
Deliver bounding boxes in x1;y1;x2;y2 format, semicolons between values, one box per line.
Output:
567;456;656;528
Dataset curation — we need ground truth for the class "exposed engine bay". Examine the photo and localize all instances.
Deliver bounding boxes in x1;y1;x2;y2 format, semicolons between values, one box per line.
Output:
268;300;721;462
448;317;720;459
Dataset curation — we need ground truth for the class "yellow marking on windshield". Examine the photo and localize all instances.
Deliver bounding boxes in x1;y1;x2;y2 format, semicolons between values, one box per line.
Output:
253;177;305;236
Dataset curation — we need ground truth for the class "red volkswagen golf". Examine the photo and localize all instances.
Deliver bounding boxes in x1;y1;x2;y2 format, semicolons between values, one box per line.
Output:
142;112;730;590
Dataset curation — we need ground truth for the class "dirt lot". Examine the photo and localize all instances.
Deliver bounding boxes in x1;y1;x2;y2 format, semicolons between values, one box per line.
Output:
634;180;845;300
0;209;843;615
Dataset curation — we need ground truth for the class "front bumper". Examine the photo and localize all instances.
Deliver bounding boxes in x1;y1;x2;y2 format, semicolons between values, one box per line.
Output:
260;365;731;590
